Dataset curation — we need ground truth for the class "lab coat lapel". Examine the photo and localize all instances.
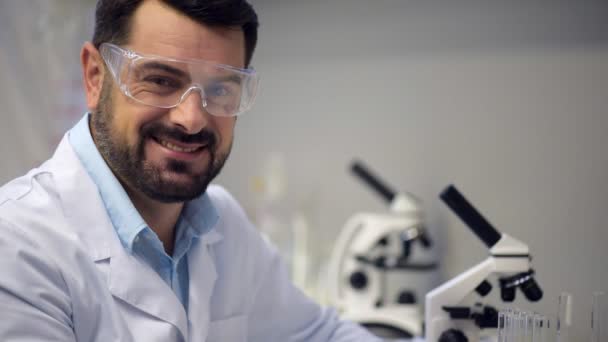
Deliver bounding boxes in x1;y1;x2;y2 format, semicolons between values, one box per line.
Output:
109;248;189;337
187;230;222;342
50;135;188;338
51;135;115;261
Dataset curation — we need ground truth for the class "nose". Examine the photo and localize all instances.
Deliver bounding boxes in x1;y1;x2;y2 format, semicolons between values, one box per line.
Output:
169;87;209;134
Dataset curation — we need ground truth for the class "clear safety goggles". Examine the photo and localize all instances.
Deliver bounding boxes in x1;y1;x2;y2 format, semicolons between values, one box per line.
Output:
99;43;259;117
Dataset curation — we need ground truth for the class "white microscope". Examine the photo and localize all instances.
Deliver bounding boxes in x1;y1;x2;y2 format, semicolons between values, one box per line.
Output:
328;161;438;339
425;185;543;342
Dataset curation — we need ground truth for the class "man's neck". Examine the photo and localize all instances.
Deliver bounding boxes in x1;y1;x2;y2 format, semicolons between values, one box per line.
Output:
126;187;183;256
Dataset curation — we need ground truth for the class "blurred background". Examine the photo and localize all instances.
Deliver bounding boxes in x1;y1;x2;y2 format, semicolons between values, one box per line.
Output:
1;0;607;340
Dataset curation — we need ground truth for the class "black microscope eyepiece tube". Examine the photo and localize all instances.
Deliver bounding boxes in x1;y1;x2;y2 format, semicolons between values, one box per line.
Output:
350;160;396;204
440;185;502;248
520;277;543;302
500;285;516;302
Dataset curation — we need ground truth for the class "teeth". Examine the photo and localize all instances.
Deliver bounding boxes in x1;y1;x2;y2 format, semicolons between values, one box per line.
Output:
158;139;200;153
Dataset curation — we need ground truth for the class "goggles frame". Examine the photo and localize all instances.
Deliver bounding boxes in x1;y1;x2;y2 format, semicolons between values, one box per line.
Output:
99;42;259;117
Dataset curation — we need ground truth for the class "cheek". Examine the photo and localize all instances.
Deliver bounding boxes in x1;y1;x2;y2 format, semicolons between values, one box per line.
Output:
114;105;165;146
215;118;236;149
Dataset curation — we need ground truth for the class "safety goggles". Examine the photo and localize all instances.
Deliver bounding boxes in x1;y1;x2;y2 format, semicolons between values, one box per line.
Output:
99;43;259;117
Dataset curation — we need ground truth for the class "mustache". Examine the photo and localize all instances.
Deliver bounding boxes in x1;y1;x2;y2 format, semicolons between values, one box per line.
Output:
141;123;217;147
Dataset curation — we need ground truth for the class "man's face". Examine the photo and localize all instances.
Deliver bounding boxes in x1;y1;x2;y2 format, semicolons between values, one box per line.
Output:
90;0;245;203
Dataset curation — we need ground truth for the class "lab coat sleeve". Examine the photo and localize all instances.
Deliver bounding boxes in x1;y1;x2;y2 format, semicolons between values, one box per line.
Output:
0;218;76;342
244;230;382;341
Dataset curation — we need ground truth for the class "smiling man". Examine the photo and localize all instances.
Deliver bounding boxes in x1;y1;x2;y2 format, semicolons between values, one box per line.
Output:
0;0;381;341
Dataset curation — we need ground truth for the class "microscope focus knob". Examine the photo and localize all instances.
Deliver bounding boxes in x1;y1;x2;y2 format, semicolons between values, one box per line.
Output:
475;280;492;297
349;271;368;290
397;290;417;304
438;329;468;342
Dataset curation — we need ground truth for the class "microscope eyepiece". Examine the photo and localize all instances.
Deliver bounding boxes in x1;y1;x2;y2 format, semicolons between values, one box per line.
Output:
499;275;518;302
500;284;516;302
499;270;543;303
520;277;543;302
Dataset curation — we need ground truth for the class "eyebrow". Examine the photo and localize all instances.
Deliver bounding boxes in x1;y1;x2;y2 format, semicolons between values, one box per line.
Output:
138;61;189;79
209;74;243;85
138;61;244;84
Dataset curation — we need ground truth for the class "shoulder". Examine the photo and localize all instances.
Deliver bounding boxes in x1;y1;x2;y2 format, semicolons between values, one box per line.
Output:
204;184;276;261
0;163;86;279
0;165;105;303
203;185;283;313
206;184;245;216
0;163;70;243
206;184;256;235
0;163;54;206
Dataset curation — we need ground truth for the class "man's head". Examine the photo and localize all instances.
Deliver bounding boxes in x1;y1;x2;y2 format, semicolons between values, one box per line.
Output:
81;0;259;203
92;0;258;68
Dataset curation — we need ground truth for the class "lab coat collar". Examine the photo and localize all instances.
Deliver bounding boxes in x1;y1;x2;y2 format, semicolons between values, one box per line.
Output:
51;133;118;261
50;132;225;259
49;134;224;339
186;233;219;342
109;246;190;338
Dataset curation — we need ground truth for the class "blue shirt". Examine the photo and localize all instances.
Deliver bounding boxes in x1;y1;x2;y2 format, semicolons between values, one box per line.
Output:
68;113;218;310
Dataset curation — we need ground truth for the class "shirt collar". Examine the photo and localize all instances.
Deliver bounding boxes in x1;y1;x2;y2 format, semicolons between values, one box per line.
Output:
182;193;219;238
68;113;218;250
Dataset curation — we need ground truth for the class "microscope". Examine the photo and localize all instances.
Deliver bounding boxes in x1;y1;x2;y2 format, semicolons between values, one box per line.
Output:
327;160;437;339
425;185;543;342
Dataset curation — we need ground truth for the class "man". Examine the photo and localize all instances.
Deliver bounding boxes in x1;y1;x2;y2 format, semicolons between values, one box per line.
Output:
0;0;381;341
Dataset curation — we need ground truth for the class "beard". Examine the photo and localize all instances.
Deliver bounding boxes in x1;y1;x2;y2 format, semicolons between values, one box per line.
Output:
90;79;231;203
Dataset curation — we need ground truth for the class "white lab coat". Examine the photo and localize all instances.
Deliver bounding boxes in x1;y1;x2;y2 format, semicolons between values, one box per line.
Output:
0;135;379;342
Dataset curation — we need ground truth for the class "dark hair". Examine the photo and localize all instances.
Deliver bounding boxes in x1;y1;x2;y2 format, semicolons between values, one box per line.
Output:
92;0;259;67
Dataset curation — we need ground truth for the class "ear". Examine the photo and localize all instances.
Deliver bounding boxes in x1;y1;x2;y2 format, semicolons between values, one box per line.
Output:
81;42;106;111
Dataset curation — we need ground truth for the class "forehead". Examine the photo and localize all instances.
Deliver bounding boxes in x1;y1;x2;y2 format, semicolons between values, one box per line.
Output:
127;0;245;68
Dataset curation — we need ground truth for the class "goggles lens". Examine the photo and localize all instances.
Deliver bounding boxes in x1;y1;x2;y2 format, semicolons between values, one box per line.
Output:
99;43;259;117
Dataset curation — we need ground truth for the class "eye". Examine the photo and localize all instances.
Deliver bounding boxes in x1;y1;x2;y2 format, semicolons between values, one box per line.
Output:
144;76;181;89
207;83;231;97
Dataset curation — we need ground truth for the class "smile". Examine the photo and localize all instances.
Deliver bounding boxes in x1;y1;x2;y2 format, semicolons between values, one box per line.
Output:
153;137;205;153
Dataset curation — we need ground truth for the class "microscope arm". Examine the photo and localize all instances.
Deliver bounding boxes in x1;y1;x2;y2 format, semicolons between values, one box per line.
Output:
327;213;421;308
426;249;531;312
425;250;531;342
328;161;426;308
327;213;368;309
426;257;497;330
425;185;539;341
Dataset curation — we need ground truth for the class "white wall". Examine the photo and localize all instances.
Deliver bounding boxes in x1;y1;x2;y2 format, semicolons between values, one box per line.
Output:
215;0;608;340
0;0;94;181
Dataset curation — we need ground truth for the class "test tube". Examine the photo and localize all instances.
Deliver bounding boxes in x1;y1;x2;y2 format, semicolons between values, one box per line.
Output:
556;292;572;342
591;292;607;342
532;313;548;342
498;311;507;342
510;309;520;342
516;310;526;342
524;312;534;342
546;315;557;342
501;308;511;342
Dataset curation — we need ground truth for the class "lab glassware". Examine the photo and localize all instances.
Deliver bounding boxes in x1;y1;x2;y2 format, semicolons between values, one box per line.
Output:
532;313;545;342
498;311;507;342
591;291;607;342
556;292;572;342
